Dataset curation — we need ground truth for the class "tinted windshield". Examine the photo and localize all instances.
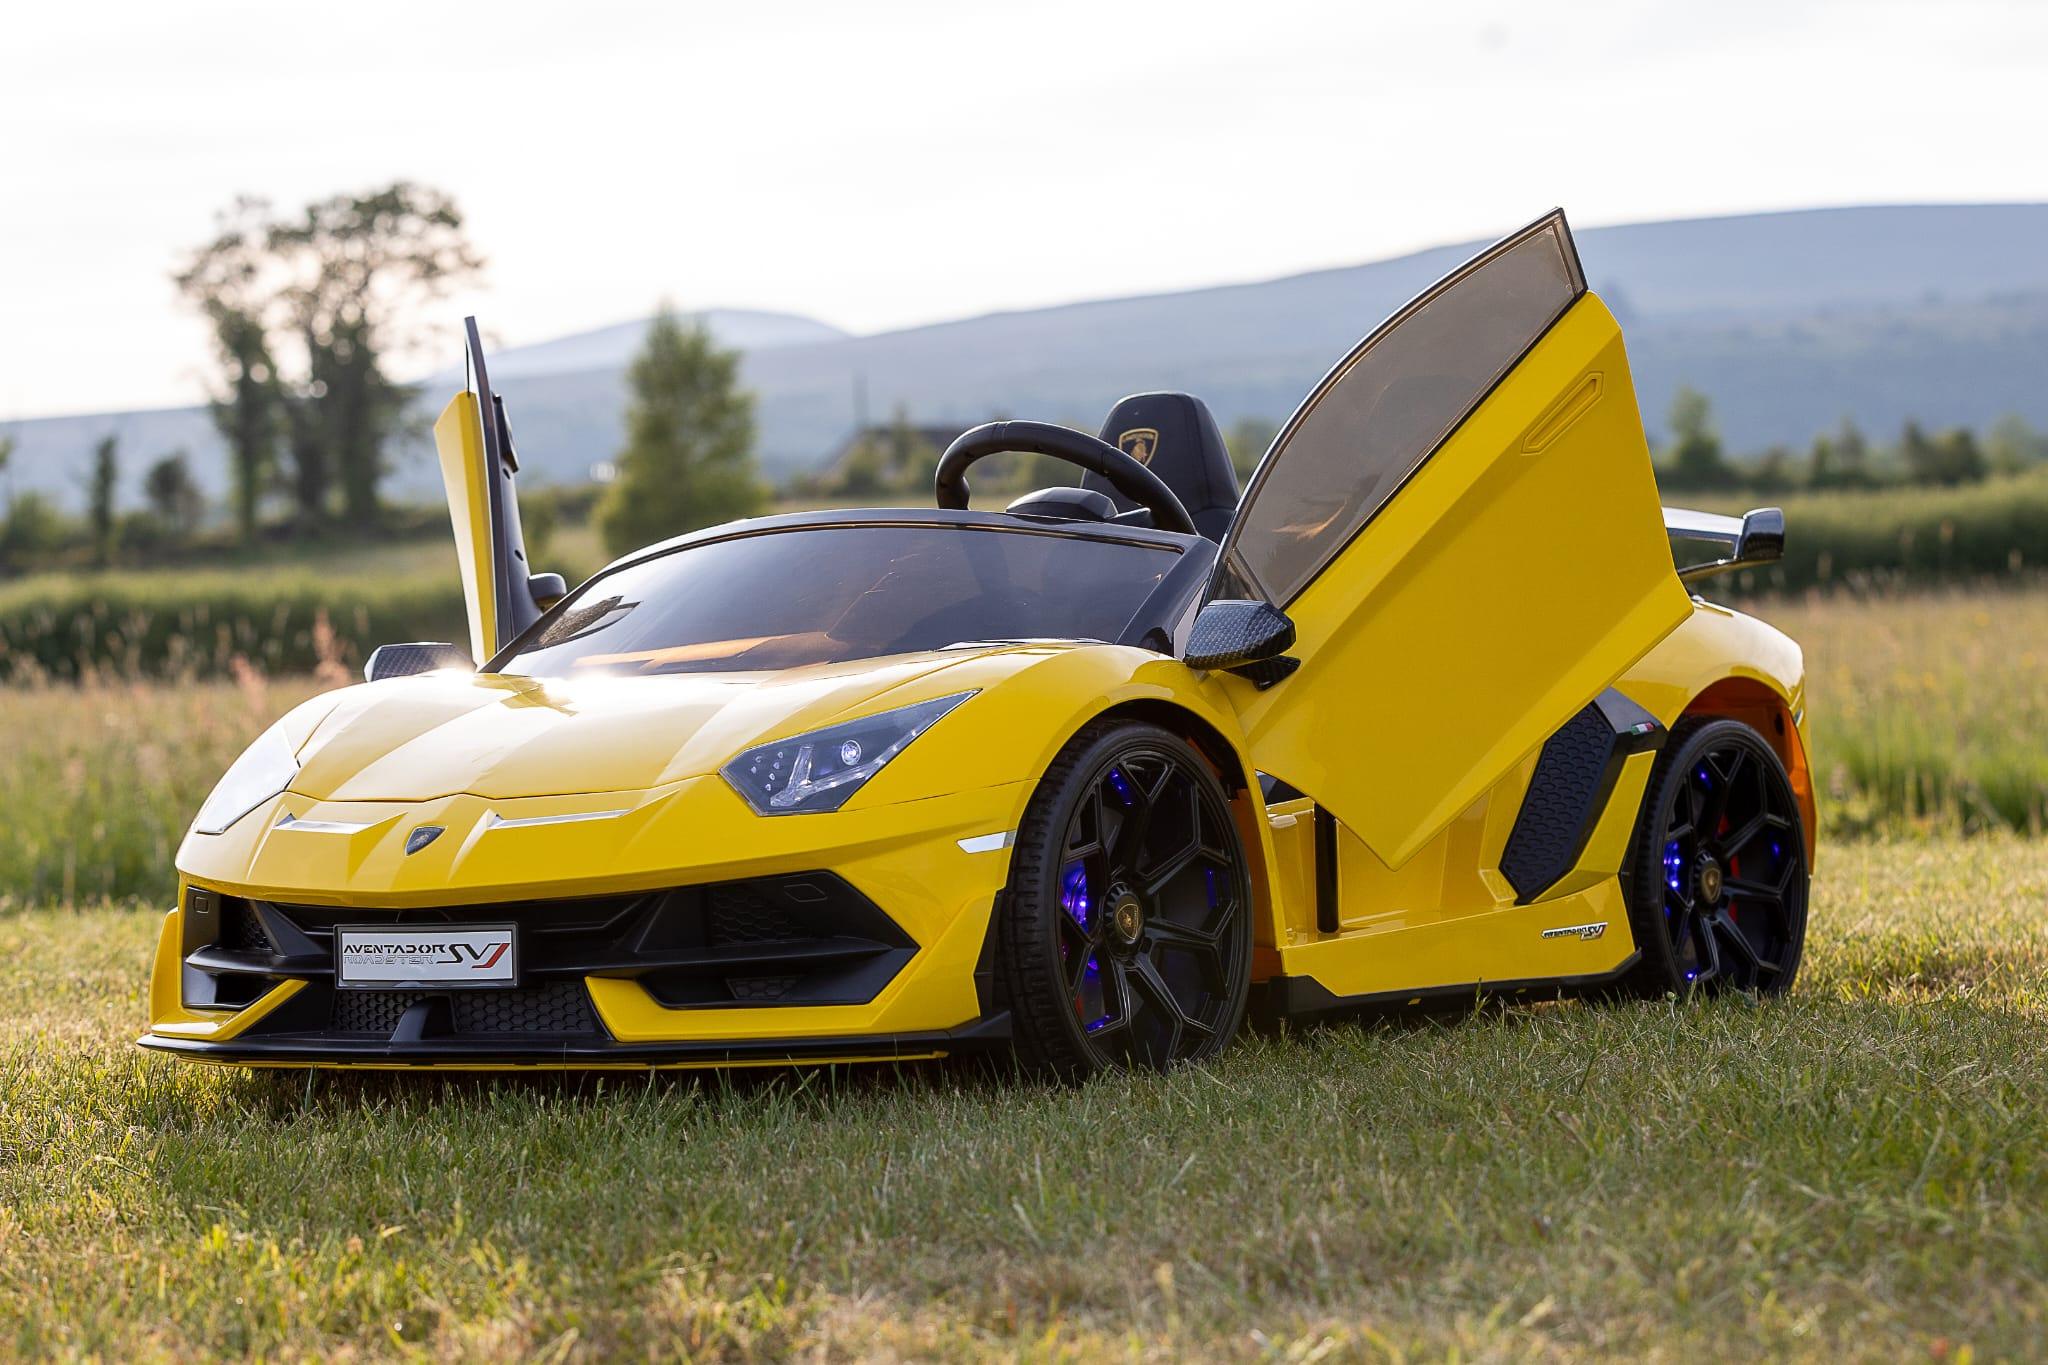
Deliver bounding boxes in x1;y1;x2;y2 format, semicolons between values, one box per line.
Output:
497;523;1178;677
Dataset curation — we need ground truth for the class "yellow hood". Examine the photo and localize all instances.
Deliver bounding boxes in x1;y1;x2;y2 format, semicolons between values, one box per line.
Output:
289;652;986;803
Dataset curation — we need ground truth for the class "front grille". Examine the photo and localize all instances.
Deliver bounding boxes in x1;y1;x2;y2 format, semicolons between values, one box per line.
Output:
331;982;600;1037
708;884;800;945
192;873;919;1041
218;899;274;954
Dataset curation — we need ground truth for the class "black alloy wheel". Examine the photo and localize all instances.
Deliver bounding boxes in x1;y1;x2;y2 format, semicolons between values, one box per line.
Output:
997;721;1253;1076
1623;717;1810;997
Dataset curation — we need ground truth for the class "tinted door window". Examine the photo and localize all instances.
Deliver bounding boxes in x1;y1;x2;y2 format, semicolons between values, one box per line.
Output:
1222;215;1584;606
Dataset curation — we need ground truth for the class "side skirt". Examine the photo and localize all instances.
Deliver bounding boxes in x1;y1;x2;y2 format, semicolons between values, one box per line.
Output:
1253;952;1641;1025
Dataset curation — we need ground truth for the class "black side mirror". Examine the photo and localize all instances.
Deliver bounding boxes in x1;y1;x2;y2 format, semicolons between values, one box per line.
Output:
528;572;568;610
364;641;474;683
1184;599;1299;687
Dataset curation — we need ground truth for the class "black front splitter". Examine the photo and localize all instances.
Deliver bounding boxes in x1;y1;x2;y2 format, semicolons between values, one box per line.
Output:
137;1012;1013;1068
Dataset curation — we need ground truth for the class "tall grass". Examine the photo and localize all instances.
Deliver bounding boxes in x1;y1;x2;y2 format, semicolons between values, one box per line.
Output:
1747;587;2048;835
1;588;2039;908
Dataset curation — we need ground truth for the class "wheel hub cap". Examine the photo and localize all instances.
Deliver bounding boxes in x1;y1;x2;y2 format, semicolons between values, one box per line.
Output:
1109;890;1144;947
1697;856;1724;904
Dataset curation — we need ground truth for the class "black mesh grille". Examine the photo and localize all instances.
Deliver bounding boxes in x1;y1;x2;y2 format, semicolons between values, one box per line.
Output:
218;900;274;954
453;982;596;1034
330;982;600;1037
707;884;800;945
727;975;799;1002
332;990;425;1034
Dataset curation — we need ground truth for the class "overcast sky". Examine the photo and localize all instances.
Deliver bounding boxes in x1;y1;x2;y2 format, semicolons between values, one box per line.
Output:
4;0;2044;420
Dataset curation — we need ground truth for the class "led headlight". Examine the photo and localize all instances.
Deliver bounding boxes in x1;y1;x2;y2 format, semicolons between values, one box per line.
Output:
191;721;300;835
720;692;974;815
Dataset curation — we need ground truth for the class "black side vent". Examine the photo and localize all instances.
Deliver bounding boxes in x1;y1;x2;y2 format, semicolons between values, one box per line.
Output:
1499;689;1665;903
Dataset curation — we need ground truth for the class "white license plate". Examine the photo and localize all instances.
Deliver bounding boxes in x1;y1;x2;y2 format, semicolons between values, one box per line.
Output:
335;924;517;988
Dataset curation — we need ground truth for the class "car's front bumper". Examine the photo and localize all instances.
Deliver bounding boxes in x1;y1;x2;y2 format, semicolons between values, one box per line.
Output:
142;775;1034;1069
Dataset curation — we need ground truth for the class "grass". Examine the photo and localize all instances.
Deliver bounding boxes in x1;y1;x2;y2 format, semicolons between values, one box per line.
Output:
4;585;2041;907
1745;587;2048;835
3;837;2046;1358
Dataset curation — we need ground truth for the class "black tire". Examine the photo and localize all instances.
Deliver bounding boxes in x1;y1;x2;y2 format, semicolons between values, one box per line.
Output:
995;720;1253;1077
1620;717;1810;998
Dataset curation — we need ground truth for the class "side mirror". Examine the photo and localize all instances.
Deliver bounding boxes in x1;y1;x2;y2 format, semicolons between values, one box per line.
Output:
528;572;568;611
365;641;474;683
1184;599;1299;687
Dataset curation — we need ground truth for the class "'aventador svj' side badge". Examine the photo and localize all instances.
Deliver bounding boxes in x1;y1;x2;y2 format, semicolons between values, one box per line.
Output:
1116;427;1160;465
405;826;445;856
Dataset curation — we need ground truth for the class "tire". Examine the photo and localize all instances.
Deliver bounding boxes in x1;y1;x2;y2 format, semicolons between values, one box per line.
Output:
1620;717;1810;998
995;720;1254;1077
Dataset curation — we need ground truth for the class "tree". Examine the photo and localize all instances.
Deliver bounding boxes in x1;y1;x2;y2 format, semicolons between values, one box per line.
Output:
87;435;119;567
143;450;206;538
267;184;483;525
175;198;283;542
0;492;69;574
1224;417;1279;482
1660;386;1737;490
1808;417;1874;490
176;184;483;532
1751;445;1796;494
1987;414;2048;474
599;308;765;555
1900;420;1987;486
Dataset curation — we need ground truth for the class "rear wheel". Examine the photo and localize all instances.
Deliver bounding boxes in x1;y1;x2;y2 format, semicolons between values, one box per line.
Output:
996;721;1253;1077
1622;717;1810;997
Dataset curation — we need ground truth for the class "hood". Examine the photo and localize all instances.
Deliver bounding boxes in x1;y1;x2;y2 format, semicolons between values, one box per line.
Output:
289;651;993;802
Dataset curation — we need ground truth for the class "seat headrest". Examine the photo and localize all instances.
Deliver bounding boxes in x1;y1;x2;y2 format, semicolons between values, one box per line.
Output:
1083;393;1240;541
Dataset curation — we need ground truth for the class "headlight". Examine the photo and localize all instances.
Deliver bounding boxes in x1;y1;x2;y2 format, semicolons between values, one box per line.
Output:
191;721;300;835
720;692;974;815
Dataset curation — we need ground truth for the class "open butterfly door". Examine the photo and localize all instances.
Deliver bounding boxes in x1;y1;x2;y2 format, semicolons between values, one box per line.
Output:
1214;211;1692;868
431;318;553;665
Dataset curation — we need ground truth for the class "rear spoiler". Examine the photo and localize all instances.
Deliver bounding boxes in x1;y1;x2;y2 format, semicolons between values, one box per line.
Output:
1663;506;1785;585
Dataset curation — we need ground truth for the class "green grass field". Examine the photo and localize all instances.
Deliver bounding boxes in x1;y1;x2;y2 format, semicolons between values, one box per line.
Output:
4;837;2045;1359
3;585;2041;907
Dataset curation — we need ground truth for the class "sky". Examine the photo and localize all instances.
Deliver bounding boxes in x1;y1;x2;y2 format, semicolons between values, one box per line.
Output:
4;0;2045;420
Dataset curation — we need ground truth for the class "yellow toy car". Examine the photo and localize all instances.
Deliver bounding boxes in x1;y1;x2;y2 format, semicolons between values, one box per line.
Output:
142;211;1814;1075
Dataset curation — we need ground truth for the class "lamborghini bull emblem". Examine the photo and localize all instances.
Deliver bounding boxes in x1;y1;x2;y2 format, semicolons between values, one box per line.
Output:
404;826;445;856
1116;427;1160;466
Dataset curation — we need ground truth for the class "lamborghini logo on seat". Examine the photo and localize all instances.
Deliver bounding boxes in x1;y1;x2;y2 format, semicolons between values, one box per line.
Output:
1117;427;1160;465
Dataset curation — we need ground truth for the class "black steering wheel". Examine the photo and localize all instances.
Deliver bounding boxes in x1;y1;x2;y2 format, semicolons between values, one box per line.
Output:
934;420;1196;537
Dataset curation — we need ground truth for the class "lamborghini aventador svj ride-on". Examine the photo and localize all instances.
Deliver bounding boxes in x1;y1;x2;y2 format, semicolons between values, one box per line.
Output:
143;211;1814;1075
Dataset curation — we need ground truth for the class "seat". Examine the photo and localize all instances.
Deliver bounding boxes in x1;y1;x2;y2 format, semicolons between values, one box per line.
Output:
1082;392;1241;541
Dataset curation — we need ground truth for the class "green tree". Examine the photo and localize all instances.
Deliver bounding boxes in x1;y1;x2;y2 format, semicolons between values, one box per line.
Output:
1986;414;2048;474
143;450;206;538
884;407;939;492
177;185;482;533
1900;420;1987;487
87;435;119;567
0;491;70;573
268;184;483;526
174;199;283;542
1751;445;1796;494
1808;417;1874;490
599;308;765;555
1224;417;1279;482
1660;386;1736;490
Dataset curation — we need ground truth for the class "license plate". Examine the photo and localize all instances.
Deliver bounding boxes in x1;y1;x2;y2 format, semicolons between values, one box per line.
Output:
334;924;517;989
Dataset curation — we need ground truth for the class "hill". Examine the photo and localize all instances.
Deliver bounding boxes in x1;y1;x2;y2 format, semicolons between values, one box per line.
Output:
6;204;2047;504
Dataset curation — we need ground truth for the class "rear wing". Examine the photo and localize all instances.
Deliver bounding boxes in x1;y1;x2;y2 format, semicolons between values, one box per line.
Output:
1663;506;1784;585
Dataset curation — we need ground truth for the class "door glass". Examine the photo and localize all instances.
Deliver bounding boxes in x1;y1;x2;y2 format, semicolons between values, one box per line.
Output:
1223;215;1584;606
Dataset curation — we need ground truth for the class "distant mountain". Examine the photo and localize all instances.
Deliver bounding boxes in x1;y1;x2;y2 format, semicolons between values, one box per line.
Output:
435;308;849;384
7;204;2047;509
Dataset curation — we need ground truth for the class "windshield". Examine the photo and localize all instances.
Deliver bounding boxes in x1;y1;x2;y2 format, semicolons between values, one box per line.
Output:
496;523;1179;678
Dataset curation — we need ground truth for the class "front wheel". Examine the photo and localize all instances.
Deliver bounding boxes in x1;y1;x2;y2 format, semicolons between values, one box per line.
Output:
1622;717;1811;998
995;721;1253;1077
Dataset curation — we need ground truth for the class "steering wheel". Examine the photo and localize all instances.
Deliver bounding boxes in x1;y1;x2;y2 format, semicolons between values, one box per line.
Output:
934;420;1196;537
